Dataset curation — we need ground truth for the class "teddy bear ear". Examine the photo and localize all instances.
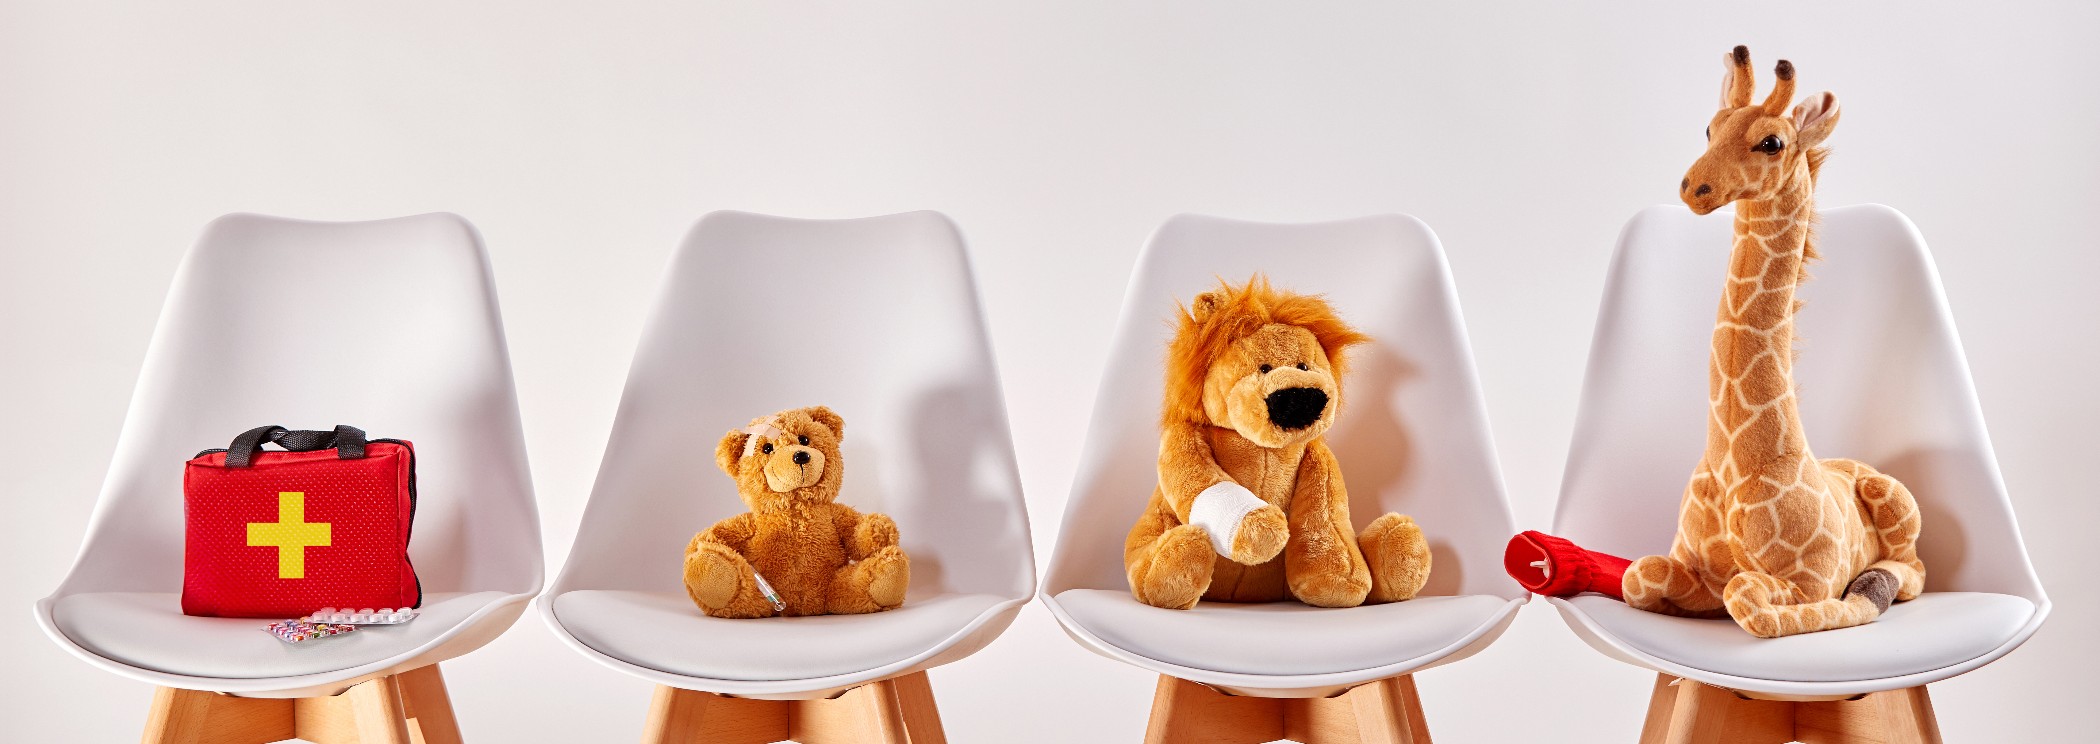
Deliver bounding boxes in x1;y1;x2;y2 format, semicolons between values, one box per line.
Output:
805;405;845;439
715;430;750;476
1190;291;1223;323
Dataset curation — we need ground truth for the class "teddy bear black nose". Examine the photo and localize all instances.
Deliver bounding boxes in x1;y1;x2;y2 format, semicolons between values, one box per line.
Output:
792;450;810;465
1265;387;1329;430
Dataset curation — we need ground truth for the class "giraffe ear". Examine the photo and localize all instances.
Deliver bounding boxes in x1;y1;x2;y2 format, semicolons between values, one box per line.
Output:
1792;91;1841;147
1718;52;1744;110
1718;64;1738;110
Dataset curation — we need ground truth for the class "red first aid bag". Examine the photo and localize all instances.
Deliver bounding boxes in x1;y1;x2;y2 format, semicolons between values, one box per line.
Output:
182;425;421;618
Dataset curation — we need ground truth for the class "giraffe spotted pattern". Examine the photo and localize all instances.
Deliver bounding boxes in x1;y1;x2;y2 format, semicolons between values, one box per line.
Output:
1622;47;1926;638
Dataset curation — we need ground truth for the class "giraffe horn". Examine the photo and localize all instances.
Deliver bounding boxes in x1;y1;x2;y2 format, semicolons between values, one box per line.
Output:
1763;59;1797;115
1725;45;1756;108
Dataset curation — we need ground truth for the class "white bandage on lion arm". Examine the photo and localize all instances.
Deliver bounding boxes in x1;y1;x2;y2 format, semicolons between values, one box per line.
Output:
1188;480;1268;557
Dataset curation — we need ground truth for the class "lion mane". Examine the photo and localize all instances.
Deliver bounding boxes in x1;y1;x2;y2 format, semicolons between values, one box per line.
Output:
1162;274;1370;427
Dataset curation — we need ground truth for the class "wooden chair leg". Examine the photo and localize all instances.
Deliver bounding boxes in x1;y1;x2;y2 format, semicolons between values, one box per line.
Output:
641;686;788;744
1642;675;1944;744
1144;675;1282;744
146;665;460;744
1638;675;1682;744
1661;679;1794;744
641;672;946;744
396;665;464;744
1146;674;1429;744
143;687;293;744
1285;676;1431;744
1795;686;1943;744
892;671;949;744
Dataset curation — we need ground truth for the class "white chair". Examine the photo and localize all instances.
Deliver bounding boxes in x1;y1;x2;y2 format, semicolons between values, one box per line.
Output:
1041;214;1526;743
35;213;544;743
1547;204;2050;741
540;210;1034;742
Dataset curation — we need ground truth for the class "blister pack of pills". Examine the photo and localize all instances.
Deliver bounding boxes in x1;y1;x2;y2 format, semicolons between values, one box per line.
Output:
302;607;419;625
266;620;359;644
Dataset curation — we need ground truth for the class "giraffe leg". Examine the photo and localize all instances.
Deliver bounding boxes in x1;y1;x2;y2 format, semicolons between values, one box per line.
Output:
1722;571;1883;638
1851;466;1926;601
1622;554;1726;618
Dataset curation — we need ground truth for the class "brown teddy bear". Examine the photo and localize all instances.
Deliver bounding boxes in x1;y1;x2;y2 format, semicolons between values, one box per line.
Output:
1125;275;1433;609
683;406;909;618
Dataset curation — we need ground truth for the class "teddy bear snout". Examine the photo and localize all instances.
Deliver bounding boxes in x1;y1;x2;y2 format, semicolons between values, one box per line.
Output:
1265;387;1329;430
762;445;826;492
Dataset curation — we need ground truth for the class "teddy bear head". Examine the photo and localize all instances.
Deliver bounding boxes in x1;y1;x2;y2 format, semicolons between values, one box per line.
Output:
1164;275;1369;448
715;405;847;509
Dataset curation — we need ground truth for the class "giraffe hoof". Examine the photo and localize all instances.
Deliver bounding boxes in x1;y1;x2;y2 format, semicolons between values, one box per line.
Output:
1845;568;1898;614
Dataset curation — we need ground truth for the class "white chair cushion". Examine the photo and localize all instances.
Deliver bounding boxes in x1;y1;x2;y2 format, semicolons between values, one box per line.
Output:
552;590;1007;682
1566;592;2034;683
52;591;512;680
1054;589;1512;676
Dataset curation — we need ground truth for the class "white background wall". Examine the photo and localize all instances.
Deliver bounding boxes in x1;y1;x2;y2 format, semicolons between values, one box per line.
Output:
4;2;2094;741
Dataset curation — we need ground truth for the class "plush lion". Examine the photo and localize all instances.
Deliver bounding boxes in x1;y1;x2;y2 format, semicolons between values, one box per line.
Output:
1125;275;1432;609
684;405;909;618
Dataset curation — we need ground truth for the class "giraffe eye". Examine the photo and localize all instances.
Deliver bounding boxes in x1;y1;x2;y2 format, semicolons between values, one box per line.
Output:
1753;135;1784;154
1705;126;1711;140
760;442;774;455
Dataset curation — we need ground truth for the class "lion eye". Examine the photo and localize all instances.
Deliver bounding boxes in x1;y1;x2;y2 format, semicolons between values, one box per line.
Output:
798;435;809;445
1258;364;1273;374
1296;363;1309;371
1753;135;1784;154
760;442;774;455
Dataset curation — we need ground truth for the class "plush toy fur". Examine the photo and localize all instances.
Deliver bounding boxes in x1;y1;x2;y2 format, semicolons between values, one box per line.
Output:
1124;275;1432;610
684;406;909;618
1510;47;1926;639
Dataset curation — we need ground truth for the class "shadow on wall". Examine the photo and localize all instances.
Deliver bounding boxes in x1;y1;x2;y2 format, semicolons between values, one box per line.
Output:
880;375;1026;599
1323;341;1466;598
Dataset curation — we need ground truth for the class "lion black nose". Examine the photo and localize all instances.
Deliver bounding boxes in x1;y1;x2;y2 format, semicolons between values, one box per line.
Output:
792;450;810;465
1265;387;1329;431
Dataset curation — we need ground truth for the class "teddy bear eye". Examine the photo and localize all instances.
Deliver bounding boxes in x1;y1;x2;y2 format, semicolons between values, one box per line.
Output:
1259;364;1273;374
798;435;809;445
1296;362;1309;371
760;442;774;455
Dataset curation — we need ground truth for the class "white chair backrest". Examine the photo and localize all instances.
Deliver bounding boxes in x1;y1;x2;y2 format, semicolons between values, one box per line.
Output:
1045;214;1522;600
1554;204;2045;602
553;211;1033;601
55;213;541;598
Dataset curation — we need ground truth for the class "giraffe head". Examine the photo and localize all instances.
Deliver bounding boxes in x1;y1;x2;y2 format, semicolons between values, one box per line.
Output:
1680;46;1841;215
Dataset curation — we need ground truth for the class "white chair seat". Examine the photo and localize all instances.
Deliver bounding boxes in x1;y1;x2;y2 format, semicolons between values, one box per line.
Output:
552;591;1008;682
1055;590;1513;677
51;591;512;680
1561;593;2033;684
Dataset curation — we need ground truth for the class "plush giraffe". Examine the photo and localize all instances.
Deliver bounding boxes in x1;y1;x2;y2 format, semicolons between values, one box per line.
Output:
1508;47;1926;638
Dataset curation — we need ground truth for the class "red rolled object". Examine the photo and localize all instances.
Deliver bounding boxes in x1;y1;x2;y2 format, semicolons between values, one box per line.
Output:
1503;530;1631;600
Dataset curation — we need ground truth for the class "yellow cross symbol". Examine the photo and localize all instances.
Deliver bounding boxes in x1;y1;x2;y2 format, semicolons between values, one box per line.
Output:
247;492;331;579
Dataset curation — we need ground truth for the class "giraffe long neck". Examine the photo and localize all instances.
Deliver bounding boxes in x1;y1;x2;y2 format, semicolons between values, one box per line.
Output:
1705;176;1817;475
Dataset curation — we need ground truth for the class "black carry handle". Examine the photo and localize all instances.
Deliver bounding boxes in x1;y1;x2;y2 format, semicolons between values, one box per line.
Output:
224;425;368;468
